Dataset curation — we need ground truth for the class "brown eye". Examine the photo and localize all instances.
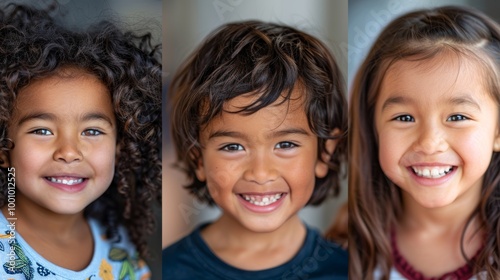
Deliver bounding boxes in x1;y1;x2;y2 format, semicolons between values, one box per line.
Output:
275;142;297;149
447;114;468;121
394;115;414;122
221;143;244;151
82;129;103;136
31;129;53;135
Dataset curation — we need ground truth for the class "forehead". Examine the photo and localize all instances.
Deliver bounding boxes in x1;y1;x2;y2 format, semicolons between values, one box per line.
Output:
201;87;309;136
12;68;113;121
378;52;491;106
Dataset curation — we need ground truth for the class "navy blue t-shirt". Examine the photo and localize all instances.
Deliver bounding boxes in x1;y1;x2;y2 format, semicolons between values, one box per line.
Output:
162;223;348;280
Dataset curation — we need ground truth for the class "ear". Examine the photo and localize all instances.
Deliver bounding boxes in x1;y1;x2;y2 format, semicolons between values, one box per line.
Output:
494;132;500;152
0;151;9;168
194;157;206;182
315;128;341;178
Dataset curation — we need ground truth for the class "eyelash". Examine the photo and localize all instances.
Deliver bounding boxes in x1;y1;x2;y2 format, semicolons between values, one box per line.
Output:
219;141;299;151
82;129;104;136
447;114;469;121
393;114;469;122
275;141;298;149
30;129;53;135
393;115;414;122
220;144;244;151
29;129;104;136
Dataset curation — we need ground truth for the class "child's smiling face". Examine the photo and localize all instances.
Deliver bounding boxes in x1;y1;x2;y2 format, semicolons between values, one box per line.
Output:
3;68;117;215
375;52;500;209
196;88;335;233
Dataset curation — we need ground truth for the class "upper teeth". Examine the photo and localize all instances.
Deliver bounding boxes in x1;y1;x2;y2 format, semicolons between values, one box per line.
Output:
242;193;282;206
412;166;452;178
48;177;83;185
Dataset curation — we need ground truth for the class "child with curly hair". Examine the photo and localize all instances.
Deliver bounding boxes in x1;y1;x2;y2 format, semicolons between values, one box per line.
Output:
163;20;348;279
349;6;500;280
0;3;161;279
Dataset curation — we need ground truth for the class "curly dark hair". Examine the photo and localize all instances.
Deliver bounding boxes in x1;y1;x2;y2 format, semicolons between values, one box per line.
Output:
0;3;161;258
170;20;347;206
349;6;500;279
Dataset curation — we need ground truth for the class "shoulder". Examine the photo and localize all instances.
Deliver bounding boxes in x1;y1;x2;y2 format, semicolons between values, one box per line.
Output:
300;226;349;279
162;227;206;279
89;219;151;279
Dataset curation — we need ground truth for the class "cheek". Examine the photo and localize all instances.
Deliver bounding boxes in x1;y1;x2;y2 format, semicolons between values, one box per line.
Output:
377;131;404;181
9;142;45;176
90;143;116;183
204;158;240;198
283;155;317;194
457;132;493;171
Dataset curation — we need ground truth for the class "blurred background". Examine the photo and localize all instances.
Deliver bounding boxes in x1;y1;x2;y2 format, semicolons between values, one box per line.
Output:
4;0;162;279
163;0;348;249
348;0;500;92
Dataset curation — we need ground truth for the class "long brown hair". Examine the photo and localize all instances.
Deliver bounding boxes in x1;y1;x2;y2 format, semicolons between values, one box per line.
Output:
349;6;500;279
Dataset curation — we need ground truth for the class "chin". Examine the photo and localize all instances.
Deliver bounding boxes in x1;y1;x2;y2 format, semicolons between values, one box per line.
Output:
48;204;88;215
415;196;455;209
241;219;284;233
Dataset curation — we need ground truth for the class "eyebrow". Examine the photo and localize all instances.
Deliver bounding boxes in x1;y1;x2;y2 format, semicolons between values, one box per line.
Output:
17;112;57;126
208;128;310;141
81;112;115;126
380;94;482;111
447;95;481;111
17;111;114;127
381;95;414;111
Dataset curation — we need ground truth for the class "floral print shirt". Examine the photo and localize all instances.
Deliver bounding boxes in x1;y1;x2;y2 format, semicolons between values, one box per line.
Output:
0;212;150;279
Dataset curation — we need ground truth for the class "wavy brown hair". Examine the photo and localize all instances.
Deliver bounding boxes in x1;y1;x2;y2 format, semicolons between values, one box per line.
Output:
0;3;161;258
349;6;500;279
169;20;347;206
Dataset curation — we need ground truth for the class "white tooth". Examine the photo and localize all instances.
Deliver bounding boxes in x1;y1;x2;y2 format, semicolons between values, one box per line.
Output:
431;169;439;177
57;179;62;183
263;197;269;203
422;169;430;177
62;179;68;184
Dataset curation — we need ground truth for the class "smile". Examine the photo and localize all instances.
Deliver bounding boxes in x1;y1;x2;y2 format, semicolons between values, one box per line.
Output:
46;177;84;186
241;193;283;206
411;166;454;179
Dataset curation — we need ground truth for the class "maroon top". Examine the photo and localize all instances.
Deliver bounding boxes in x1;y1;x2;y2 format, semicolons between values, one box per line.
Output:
391;230;478;280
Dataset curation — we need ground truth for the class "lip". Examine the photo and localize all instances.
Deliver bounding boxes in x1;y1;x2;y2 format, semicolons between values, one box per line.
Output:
407;165;457;186
44;175;88;193
237;192;287;213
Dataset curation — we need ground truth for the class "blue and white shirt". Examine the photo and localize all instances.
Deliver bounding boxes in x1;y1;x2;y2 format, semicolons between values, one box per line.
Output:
0;211;150;279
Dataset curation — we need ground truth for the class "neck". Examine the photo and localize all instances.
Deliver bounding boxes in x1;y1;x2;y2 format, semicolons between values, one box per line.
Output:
203;213;306;251
400;184;481;234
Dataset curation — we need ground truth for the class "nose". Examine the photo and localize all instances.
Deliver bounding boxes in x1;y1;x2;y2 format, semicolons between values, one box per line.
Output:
242;152;279;185
53;134;83;163
412;122;448;155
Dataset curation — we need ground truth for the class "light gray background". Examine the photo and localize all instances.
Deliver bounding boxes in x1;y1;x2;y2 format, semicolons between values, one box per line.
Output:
348;0;500;92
